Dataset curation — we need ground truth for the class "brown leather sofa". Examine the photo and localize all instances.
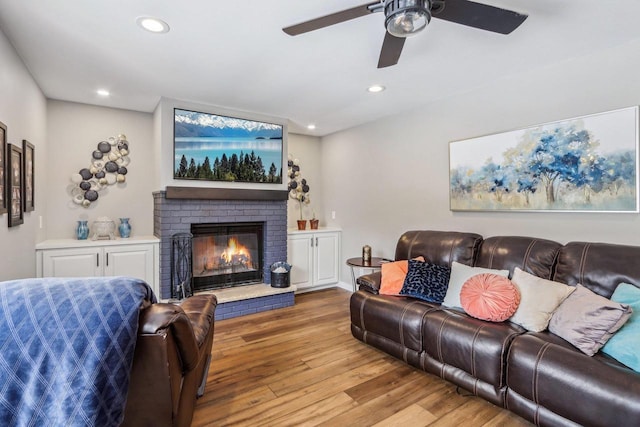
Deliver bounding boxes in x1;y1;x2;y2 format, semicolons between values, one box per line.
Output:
123;294;217;427
351;230;640;427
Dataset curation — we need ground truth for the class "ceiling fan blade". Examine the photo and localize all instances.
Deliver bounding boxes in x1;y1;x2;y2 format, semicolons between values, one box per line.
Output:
283;2;381;36
377;32;406;68
433;0;527;34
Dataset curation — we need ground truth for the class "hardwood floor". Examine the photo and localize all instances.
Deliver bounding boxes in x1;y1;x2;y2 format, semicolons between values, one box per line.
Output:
192;288;533;426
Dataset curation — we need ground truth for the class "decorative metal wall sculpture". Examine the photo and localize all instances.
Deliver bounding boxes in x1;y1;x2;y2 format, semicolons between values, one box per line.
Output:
69;134;130;207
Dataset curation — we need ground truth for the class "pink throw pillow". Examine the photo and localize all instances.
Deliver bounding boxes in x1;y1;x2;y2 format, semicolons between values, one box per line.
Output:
379;256;425;295
460;273;520;322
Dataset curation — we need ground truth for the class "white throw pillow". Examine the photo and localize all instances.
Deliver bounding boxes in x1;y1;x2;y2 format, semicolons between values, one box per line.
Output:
442;262;509;308
509;267;575;332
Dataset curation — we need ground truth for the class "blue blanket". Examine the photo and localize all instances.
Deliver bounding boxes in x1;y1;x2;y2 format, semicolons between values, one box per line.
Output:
0;277;155;427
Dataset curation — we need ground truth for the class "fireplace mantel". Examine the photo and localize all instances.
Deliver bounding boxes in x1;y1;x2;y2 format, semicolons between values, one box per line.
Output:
165;186;288;201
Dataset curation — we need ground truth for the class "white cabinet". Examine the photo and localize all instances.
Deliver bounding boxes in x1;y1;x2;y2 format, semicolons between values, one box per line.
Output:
287;228;341;291
41;247;102;277
36;237;160;297
288;233;314;288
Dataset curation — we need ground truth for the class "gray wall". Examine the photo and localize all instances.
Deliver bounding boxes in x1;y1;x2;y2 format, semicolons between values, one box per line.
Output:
45;100;155;238
286;133;323;229
0;29;47;280
3;25;640;287
321;38;640;283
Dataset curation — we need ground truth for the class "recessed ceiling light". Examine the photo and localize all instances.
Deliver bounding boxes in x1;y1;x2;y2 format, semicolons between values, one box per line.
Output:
307;124;316;130
136;16;170;33
367;85;386;93
96;89;110;97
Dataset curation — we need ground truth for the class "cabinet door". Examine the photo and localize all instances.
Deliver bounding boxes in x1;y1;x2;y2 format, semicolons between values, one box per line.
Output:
288;234;313;288
103;244;154;285
41;248;102;277
314;232;340;285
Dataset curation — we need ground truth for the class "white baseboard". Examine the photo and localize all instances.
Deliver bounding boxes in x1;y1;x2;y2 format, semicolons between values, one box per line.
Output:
294;281;354;294
335;281;353;292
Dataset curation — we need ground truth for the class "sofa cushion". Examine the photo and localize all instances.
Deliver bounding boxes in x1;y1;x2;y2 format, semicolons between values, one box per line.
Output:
460;273;520;322
476;236;561;279
507;333;640;427
442;262;509;309
554;241;640;297
423;308;524;389
602;283;640;371
350;291;438;355
399;260;450;303
549;284;631;356
509;268;575;332
394;230;482;267
379;256;425;295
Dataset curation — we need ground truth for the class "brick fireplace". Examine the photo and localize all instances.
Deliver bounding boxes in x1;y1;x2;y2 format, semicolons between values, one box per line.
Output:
153;188;288;300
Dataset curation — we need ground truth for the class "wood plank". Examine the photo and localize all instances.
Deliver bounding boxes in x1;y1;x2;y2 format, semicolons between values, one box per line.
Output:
191;385;277;426
427;398;503;427
315;373;439;426
372;404;437;427
261;392;357;427
481;410;536;427
268;347;389;397
415;381;473;418
165;186;288;200
344;363;419;404
195;359;396;426
301;339;366;368
193;288;534;426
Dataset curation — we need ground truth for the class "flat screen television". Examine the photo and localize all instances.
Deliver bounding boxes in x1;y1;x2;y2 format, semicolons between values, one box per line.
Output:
174;108;283;184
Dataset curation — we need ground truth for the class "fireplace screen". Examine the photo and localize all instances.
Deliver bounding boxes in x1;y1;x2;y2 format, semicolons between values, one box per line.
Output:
191;222;263;291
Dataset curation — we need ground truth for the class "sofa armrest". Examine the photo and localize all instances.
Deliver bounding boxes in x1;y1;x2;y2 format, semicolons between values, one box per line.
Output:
178;295;217;350
357;272;381;294
139;303;199;372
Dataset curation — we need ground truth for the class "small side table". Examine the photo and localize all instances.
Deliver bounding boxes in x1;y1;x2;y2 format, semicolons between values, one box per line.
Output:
346;257;391;292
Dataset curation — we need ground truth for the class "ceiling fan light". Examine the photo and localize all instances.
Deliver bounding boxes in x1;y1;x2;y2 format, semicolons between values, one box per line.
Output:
384;0;431;38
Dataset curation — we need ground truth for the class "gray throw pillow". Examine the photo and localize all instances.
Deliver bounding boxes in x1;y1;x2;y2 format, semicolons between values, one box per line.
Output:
549;284;632;356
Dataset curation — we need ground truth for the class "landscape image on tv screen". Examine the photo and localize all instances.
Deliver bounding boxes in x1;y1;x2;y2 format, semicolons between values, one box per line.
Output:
174;108;283;184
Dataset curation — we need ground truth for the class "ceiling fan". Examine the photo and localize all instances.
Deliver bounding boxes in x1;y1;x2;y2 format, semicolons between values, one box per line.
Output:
283;0;528;68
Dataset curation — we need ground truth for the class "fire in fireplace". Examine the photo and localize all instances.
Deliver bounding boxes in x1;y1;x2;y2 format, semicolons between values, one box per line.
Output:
191;222;264;291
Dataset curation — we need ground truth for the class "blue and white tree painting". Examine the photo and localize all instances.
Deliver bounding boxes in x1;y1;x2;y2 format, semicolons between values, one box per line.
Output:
449;107;638;212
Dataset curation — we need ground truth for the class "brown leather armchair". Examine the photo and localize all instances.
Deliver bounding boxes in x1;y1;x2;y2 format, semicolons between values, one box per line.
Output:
122;294;217;427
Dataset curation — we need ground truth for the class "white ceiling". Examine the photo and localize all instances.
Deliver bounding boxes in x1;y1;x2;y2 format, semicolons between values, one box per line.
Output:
1;0;639;136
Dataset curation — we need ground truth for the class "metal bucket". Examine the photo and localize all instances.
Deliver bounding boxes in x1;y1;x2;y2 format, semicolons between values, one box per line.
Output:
270;262;291;288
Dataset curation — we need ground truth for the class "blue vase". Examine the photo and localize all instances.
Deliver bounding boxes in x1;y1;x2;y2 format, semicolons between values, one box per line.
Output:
119;218;131;238
76;220;89;240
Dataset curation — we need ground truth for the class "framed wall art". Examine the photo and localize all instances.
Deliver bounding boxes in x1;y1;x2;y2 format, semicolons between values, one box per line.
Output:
7;143;23;227
449;106;639;212
22;139;34;212
0;121;6;215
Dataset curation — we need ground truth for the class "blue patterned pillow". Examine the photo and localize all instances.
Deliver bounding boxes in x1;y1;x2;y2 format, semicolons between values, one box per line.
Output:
399;260;451;303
